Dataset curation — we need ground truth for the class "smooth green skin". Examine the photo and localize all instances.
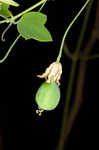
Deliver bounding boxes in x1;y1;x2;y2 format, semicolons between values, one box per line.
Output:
35;82;60;111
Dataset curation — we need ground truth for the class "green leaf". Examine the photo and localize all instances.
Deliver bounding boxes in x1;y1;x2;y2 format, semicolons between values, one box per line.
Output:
17;12;53;42
0;2;11;17
0;0;19;7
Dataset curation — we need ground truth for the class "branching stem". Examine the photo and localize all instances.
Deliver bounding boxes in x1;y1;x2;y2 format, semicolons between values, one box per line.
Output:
0;0;47;24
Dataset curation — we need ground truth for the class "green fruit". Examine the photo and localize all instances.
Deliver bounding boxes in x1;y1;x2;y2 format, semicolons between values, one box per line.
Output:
35;82;60;111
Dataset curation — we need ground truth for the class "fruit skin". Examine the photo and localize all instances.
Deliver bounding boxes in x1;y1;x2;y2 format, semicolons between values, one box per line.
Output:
35;82;60;111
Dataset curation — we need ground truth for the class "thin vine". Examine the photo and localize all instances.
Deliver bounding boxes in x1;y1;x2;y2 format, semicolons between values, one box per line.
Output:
0;0;49;63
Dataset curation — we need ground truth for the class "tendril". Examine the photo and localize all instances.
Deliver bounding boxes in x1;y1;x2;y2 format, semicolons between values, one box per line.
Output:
1;23;12;42
0;14;15;42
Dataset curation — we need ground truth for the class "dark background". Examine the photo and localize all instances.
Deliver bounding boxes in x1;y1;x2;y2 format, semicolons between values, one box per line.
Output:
0;0;99;150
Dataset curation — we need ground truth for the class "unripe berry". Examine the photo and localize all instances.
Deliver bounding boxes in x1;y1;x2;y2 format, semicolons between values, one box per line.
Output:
35;82;60;111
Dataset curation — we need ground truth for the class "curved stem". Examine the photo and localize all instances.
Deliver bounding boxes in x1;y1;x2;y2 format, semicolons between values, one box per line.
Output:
1;23;12;42
0;0;47;24
0;0;48;63
56;0;90;63
56;0;93;150
0;34;21;63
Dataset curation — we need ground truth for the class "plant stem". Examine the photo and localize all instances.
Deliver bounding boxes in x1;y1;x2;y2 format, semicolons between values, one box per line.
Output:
38;0;48;12
56;0;93;150
65;0;98;142
0;0;47;24
63;42;99;61
13;0;47;20
56;0;90;63
0;34;21;63
56;61;76;150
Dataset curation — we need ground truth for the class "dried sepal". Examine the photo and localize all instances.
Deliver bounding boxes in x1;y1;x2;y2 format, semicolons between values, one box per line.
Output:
36;107;44;116
37;62;62;85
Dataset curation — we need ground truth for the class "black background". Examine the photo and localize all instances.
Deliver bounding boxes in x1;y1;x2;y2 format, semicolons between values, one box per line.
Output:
0;0;99;150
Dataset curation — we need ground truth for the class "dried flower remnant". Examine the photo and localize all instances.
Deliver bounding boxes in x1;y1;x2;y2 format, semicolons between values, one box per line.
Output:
35;62;62;115
37;62;62;85
36;107;44;116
